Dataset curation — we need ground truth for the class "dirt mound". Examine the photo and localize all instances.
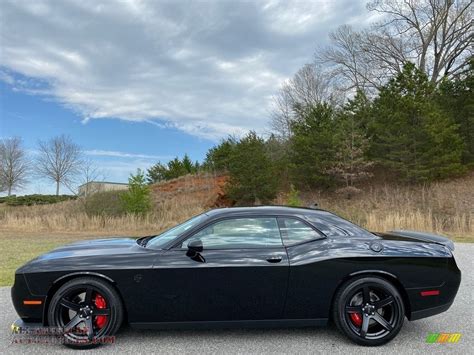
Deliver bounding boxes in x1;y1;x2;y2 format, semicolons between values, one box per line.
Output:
150;173;231;208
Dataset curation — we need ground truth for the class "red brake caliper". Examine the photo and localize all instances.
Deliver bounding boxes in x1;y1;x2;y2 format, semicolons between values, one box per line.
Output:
349;312;363;327
94;294;107;329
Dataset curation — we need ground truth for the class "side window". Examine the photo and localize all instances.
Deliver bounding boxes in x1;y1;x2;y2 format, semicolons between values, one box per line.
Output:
308;216;350;237
182;217;282;249
306;212;374;238
279;218;323;245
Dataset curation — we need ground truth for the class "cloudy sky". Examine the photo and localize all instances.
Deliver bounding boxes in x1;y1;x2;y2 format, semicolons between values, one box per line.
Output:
0;0;369;194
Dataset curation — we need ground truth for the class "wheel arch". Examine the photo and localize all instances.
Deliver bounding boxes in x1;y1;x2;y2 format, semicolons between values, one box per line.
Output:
329;270;411;320
43;272;127;325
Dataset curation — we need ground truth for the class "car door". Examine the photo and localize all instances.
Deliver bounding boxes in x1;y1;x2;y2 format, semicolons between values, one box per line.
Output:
150;216;289;322
277;216;330;319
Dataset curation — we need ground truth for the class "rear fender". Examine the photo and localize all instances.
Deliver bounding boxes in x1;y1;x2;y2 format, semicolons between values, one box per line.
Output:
331;270;412;319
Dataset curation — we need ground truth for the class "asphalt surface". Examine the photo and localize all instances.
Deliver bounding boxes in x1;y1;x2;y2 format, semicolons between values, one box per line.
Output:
1;243;472;354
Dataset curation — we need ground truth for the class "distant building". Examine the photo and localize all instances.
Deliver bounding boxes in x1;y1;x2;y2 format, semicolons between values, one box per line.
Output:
78;181;128;197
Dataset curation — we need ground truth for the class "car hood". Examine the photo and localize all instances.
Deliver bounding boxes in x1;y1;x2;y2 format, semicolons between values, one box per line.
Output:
376;230;455;251
34;237;139;262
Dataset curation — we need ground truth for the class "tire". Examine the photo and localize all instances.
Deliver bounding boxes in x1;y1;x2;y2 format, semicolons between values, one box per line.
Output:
47;277;123;349
333;276;405;346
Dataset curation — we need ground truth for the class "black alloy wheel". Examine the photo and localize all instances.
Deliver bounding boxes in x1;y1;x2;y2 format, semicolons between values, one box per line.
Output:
333;276;405;346
47;277;123;348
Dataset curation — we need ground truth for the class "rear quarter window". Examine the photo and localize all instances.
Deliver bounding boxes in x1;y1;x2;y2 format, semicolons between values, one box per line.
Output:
279;217;324;245
306;212;374;238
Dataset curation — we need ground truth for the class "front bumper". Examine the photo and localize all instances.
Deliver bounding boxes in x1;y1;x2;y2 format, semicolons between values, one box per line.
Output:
11;274;46;323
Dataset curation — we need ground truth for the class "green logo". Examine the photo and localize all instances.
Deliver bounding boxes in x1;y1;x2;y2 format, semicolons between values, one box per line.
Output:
426;333;461;343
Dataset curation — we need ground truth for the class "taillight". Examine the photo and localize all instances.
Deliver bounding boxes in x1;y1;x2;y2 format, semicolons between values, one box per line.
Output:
420;290;440;297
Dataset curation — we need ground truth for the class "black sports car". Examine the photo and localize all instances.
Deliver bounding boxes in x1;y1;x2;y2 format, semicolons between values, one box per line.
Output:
11;206;461;347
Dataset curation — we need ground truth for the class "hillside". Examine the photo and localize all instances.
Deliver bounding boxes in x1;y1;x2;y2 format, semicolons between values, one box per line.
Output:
295;172;473;240
150;173;229;207
149;171;474;240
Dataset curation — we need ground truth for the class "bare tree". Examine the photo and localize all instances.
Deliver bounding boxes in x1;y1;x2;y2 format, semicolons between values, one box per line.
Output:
0;144;5;194
0;137;29;196
36;135;82;195
76;160;105;197
317;25;402;92
288;64;336;107
271;64;337;138
270;83;295;139
318;0;473;91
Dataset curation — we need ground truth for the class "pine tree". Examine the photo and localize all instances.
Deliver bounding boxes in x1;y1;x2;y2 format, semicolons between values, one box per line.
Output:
146;162;168;184
225;132;278;205
121;169;152;215
146;154;199;183
436;60;474;165
332;92;373;188
265;134;290;188
203;136;237;172
369;63;465;182
182;154;195;173
289;103;339;188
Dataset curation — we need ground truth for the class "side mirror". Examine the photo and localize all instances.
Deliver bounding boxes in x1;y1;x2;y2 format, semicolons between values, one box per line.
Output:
187;239;203;253
186;239;205;262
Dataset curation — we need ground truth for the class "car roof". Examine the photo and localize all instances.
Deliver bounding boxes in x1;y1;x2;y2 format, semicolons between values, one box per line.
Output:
205;206;330;218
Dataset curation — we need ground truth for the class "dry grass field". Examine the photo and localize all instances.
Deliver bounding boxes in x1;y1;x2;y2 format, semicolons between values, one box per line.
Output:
0;172;472;285
0;194;207;286
296;172;474;243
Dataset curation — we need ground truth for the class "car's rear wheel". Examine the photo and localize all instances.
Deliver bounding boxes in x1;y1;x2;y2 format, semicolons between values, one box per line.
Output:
333;276;405;346
47;277;123;348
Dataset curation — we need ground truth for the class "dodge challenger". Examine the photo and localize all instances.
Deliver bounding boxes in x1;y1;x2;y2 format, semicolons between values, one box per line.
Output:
11;206;461;347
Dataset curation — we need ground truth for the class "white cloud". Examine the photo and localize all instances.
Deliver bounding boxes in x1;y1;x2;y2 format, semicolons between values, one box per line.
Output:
0;0;366;139
0;70;15;84
84;149;171;160
93;159;153;182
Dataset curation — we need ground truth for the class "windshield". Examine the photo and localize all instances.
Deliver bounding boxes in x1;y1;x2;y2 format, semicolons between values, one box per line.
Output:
146;213;207;249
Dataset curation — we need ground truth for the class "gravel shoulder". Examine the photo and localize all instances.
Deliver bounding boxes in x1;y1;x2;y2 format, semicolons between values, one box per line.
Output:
1;244;472;354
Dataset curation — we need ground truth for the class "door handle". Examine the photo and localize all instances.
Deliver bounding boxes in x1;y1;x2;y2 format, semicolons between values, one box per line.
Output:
266;256;282;263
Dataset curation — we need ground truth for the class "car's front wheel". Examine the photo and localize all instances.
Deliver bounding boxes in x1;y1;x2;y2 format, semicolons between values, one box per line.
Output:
333;276;405;346
47;277;123;348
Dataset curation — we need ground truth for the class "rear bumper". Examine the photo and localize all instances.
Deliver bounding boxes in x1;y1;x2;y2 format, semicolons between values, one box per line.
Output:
410;300;454;321
407;256;461;321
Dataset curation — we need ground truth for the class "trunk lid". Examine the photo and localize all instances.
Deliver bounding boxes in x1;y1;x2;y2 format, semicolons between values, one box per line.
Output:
379;230;455;251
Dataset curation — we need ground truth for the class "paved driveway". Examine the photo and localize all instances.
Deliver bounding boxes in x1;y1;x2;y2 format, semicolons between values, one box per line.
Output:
1;244;472;354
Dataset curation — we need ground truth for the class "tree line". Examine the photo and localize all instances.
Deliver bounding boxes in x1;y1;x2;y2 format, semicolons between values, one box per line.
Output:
2;0;472;208
0;135;102;196
146;0;473;205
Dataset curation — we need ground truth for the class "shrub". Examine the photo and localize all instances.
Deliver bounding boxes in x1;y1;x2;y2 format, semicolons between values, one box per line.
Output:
121;169;152;215
286;184;302;207
83;190;127;217
0;194;76;206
